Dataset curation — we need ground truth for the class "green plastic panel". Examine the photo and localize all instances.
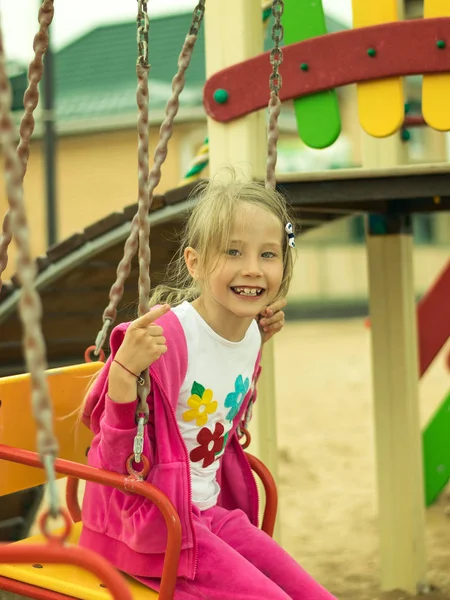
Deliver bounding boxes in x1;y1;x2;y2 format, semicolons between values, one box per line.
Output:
283;0;342;149
423;390;450;506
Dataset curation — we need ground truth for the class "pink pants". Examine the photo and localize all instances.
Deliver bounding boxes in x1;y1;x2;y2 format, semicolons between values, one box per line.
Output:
137;505;337;600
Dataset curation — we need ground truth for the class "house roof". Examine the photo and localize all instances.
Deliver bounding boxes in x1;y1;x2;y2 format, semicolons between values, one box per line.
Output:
10;10;348;124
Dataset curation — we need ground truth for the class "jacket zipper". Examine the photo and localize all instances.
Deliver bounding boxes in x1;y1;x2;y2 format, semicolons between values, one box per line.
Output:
150;359;261;577
234;391;260;527
150;369;199;580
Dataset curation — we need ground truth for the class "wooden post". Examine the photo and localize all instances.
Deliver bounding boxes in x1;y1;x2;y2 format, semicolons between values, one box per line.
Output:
204;1;267;180
204;0;281;539
367;213;427;594
360;0;427;587
363;131;427;592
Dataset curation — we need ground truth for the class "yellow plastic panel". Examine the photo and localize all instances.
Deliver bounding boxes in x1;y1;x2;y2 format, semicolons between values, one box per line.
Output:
352;0;404;137
0;362;101;495
423;0;450;131
0;522;158;599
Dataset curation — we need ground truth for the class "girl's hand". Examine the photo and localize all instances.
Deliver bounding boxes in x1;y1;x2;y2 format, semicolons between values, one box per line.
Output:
258;298;287;344
115;304;171;374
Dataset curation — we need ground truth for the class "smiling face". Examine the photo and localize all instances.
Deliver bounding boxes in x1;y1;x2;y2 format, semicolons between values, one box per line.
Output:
186;201;284;334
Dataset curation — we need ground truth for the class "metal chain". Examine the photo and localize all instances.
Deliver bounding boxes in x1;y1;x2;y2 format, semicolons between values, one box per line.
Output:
136;0;149;67
266;2;284;190
94;0;207;355
0;0;54;292
269;0;284;95
0;12;60;516
136;78;151;316
135;0;151;417
189;0;206;36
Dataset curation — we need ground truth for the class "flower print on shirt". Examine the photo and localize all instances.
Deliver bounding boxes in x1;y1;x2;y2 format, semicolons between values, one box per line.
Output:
190;423;225;468
182;381;218;427
214;431;229;460
224;374;250;421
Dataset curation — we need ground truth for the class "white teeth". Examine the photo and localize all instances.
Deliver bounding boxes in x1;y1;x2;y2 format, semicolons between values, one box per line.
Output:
233;287;262;296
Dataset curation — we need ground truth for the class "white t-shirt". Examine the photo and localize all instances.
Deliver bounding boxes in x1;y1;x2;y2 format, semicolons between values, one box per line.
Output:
172;301;261;511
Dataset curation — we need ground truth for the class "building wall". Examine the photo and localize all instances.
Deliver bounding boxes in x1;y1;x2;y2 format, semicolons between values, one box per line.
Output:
0;100;448;303
0;121;203;279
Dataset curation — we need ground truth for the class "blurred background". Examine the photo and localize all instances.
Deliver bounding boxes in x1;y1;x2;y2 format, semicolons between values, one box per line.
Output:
0;2;448;599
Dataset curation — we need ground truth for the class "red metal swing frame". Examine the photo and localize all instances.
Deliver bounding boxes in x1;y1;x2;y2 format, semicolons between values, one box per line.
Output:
0;443;277;600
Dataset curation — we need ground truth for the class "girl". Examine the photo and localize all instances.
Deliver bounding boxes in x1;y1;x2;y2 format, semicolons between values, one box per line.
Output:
80;174;336;600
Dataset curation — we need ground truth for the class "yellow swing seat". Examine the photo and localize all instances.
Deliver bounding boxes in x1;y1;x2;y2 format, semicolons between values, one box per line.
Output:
0;522;158;600
0;362;158;598
0;363;277;600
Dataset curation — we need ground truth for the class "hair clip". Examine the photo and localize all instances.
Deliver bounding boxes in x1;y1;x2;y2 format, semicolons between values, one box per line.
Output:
285;222;295;248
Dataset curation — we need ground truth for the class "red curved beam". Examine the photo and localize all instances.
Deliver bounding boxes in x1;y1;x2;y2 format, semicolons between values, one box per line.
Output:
204;17;450;122
417;259;450;377
65;454;279;538
365;260;450;378
0;444;181;600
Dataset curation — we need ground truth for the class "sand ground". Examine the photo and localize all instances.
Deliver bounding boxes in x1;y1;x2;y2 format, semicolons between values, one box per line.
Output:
2;318;449;600
274;318;450;600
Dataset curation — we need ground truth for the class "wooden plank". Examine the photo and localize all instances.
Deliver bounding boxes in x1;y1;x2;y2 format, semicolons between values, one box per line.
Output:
1;314;100;340
295;202;387;213
362;95;427;592
83;212;128;242
367;232;427;592
205;0;282;543
0;282;15;301
39;287;139;313
280;174;450;204
277;162;450;182
46;233;87;262
0;338;105;371
294;212;347;224
294;197;450;213
36;256;50;273
164;181;200;205
121;195;166;222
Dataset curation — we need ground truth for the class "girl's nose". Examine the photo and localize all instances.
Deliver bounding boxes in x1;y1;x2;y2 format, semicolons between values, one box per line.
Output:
241;257;263;277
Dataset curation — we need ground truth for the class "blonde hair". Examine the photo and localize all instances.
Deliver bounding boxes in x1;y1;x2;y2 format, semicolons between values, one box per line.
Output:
150;169;297;308
80;170;296;414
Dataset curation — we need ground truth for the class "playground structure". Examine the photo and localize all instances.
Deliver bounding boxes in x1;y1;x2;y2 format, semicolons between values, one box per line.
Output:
0;1;449;599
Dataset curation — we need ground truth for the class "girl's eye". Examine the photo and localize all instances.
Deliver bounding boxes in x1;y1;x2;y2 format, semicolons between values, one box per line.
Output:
226;249;241;257
262;251;276;258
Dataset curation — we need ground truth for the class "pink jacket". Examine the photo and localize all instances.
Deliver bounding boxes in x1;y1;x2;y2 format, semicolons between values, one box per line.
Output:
79;310;262;579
